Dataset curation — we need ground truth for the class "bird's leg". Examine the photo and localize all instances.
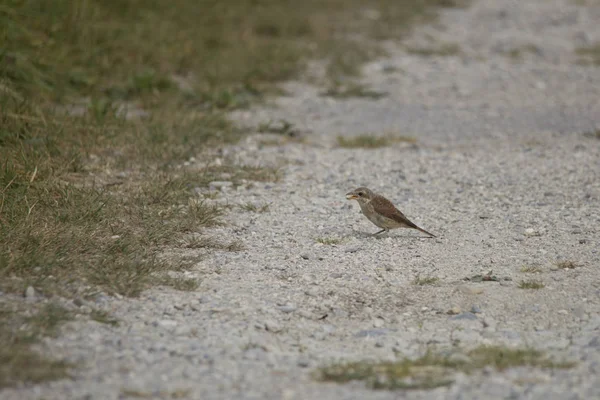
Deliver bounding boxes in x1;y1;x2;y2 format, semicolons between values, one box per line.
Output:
373;229;387;236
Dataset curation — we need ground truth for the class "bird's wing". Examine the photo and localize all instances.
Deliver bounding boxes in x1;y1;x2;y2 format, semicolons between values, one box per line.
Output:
370;195;416;227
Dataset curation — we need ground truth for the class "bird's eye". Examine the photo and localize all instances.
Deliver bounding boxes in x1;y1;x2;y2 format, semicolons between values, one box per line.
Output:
358;192;364;196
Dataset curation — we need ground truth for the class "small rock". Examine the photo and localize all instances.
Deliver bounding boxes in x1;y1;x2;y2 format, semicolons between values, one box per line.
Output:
558;309;569;315
355;329;388;338
300;254;310;260
447;307;462;315
375;340;385;348
470;305;482;314
344;246;362;253
278;305;297;313
450;312;478;321
265;320;283;333
24;286;36;301
155;319;178;329
458;285;484;295
73;298;84;307
297;358;310;368
373;318;385;328
304;289;318;297
524;228;541;237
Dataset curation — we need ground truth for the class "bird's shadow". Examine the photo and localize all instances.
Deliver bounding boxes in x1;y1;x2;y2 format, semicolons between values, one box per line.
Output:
350;230;436;239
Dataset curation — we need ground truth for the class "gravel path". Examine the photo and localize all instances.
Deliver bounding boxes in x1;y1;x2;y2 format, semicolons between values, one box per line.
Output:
5;0;600;399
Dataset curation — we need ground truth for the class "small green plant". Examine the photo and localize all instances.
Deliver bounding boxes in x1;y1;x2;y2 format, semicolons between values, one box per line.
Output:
315;237;343;245
518;280;545;289
316;345;574;390
336;135;416;149
240;202;271;213
412;276;440;286
520;265;543;273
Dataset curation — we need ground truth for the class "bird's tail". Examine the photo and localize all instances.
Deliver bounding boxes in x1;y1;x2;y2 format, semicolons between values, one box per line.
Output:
414;225;436;238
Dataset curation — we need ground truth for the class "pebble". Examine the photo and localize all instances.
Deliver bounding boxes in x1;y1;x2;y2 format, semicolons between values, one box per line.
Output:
278;305;297;313
447;307;462;315
450;312;478;321
470;305;482;314
25;286;36;301
155;320;178;329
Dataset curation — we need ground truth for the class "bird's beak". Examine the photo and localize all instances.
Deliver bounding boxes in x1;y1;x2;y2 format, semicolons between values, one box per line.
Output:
346;193;358;200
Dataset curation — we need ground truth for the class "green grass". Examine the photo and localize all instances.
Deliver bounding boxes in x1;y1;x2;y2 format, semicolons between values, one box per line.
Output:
576;43;600;65
0;302;73;388
412;276;440;286
315;237;344;245
321;83;387;99
405;42;461;57
316;345;574;390
518;280;545;289
337;134;417;148
0;0;463;388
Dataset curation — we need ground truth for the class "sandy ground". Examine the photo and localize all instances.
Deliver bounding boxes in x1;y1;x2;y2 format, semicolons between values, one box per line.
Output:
3;0;600;399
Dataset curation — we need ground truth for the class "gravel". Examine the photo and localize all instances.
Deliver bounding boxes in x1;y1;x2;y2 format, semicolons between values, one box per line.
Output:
3;0;600;399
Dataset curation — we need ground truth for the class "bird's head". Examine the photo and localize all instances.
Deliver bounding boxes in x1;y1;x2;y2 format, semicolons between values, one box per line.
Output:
345;187;374;203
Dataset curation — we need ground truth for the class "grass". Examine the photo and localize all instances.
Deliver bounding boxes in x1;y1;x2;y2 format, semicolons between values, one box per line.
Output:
520;265;543;274
576;43;600;65
90;309;119;326
518;280;545;290
0;302;73;388
405;42;461;57
412;276;440;286
316;345;574;390
321;83;387;99
583;129;600;139
504;44;540;61
0;0;464;388
315;237;344;245
336;134;417;148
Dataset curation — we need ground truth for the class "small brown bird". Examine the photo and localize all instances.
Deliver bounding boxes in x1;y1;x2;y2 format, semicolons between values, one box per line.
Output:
346;187;435;237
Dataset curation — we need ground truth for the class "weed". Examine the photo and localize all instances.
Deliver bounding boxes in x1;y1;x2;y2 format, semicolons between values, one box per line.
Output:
90;310;119;326
316;345;573;390
518;280;545;289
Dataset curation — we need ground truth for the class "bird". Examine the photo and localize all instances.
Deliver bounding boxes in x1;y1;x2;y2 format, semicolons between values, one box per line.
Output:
345;187;435;237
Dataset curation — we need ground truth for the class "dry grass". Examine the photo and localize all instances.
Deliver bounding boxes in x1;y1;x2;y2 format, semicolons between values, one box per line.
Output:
316;345;574;390
315;237;344;245
321;83;388;99
555;261;580;269
405;42;461;57
240;202;271;213
520;265;543;274
337;134;416;148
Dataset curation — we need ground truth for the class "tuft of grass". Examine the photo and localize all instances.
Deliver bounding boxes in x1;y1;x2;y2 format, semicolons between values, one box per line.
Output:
336;134;416;149
412;276;440;286
504;44;540;61
520;265;543;274
315;237;344;245
0;302;73;388
159;276;200;292
556;261;580;269
90;309;119;327
576;43;600;65
322;83;387;99
405;42;461;57
240;202;271;213
316;345;574;390
518;280;545;289
121;388;191;399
